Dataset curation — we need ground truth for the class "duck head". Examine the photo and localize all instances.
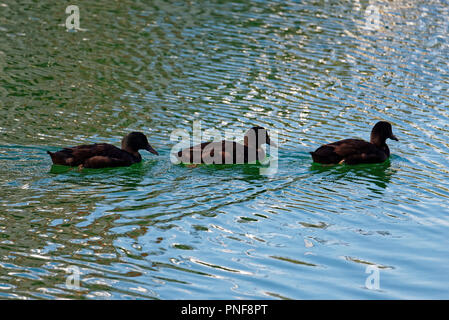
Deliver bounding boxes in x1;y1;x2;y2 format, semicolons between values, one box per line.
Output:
121;132;159;155
370;121;399;147
243;126;277;149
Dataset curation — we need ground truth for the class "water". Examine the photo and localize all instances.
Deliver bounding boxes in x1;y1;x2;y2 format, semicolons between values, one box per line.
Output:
1;0;449;299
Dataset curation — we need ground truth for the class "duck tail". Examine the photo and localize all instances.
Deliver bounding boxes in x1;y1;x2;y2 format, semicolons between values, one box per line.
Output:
47;150;66;165
47;151;56;162
309;151;319;163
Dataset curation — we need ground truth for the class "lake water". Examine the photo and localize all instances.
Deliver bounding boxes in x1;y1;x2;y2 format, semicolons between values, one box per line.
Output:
1;0;449;299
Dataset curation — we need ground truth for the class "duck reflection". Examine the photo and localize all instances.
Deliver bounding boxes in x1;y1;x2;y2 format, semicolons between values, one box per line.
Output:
310;159;396;194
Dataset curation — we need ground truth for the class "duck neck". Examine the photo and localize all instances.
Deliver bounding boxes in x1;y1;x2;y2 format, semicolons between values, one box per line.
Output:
243;136;250;148
244;136;261;149
122;145;141;160
243;137;265;160
370;134;386;148
384;144;390;157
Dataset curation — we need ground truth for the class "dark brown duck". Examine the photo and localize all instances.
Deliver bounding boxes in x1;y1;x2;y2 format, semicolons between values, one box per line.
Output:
176;126;275;164
47;132;158;169
310;121;399;165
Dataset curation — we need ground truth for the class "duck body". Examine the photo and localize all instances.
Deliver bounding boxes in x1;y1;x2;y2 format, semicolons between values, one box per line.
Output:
310;138;389;165
47;132;158;169
47;143;141;168
176;126;274;165
310;121;398;165
177;140;264;164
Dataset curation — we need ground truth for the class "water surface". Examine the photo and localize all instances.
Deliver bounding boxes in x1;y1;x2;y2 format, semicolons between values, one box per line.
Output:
1;0;449;299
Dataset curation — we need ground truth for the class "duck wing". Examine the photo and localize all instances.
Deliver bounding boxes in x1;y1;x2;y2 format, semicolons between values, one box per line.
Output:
82;156;133;168
177;141;212;164
48;143;133;167
202;141;255;164
311;139;387;164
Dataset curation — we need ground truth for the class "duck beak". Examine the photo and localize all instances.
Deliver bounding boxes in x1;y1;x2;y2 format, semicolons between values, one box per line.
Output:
146;144;159;155
390;134;399;141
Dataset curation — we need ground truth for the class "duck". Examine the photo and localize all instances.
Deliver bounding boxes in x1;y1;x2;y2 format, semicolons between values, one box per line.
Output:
47;132;159;169
310;121;398;165
176;126;275;164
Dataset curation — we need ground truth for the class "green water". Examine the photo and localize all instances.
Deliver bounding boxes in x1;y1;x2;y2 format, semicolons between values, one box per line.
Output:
1;0;449;299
